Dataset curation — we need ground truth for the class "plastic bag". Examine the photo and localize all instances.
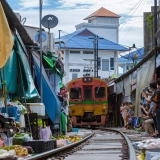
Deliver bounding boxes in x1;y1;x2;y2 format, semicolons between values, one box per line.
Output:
39;126;51;140
56;140;67;147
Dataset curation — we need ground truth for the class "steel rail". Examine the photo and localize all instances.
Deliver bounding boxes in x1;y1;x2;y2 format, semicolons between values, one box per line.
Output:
26;132;94;160
100;128;137;160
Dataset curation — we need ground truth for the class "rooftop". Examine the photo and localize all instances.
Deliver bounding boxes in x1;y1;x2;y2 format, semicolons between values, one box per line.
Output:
57;28;128;51
118;47;144;63
84;7;120;20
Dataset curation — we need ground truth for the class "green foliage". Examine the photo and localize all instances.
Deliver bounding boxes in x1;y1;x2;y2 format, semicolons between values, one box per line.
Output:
147;14;153;37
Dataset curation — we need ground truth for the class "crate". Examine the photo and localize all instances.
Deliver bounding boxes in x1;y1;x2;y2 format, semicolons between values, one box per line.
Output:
10;114;20;122
1;106;20;122
24;113;38;140
1;106;19;115
23;140;56;153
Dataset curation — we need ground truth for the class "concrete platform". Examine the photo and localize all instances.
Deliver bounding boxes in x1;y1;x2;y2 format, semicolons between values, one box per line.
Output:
65;154;121;160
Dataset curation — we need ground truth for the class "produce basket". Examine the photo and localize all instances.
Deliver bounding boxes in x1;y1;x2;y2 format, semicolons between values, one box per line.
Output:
23;140;56;153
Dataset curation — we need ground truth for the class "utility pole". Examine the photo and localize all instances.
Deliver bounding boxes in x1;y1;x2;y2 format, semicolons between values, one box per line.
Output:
96;36;98;78
89;35;103;78
154;0;158;81
39;0;43;102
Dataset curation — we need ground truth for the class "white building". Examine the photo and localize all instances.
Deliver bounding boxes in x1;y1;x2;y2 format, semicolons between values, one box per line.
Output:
75;7;120;43
58;28;127;84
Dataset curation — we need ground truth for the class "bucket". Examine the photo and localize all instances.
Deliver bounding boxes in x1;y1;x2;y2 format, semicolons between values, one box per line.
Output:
72;128;78;132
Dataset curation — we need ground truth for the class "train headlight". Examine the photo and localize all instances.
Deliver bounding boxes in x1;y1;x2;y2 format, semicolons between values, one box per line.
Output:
82;77;92;82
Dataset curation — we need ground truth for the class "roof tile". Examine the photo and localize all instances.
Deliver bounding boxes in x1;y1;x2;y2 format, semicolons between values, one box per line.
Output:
57;28;128;51
84;7;120;20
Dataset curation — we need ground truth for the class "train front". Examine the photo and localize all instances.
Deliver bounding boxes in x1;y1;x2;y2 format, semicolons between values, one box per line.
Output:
68;77;108;127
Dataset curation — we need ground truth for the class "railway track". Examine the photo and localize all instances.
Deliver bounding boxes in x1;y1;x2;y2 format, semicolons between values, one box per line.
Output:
26;128;136;160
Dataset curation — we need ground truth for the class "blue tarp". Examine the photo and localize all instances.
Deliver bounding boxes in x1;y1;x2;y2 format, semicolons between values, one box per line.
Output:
32;52;61;123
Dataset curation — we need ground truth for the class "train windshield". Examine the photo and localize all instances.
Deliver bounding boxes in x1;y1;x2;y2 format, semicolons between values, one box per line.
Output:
84;87;92;100
95;87;105;98
70;88;81;99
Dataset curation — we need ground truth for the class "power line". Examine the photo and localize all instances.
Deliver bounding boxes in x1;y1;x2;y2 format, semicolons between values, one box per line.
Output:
107;0;145;40
120;0;146;43
119;0;144;23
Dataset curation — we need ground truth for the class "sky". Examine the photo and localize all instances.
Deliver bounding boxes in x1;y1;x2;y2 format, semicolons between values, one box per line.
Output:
7;0;155;48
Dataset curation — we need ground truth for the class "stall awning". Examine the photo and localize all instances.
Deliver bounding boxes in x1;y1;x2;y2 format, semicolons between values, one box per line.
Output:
116;81;123;94
135;57;155;116
131;83;136;92
124;75;131;96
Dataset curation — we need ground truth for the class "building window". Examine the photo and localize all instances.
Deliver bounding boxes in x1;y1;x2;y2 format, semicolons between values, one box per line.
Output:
110;58;114;70
70;51;80;54
83;51;93;54
72;73;78;80
98;57;101;70
102;59;109;71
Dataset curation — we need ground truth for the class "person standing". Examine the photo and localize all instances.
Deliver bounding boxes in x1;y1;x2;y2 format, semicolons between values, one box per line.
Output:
151;79;160;138
120;103;125;127
122;102;129;128
144;82;158;137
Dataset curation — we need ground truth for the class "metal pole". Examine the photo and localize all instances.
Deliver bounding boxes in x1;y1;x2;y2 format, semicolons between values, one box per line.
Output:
58;30;61;39
58;30;61;49
154;0;158;81
94;36;96;77
96;35;98;78
2;68;7;113
39;0;43;102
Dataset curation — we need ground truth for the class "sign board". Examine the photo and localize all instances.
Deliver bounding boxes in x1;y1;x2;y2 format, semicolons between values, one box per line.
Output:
112;74;118;79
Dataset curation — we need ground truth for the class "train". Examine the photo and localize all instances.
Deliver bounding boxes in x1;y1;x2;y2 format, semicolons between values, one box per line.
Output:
67;77;108;128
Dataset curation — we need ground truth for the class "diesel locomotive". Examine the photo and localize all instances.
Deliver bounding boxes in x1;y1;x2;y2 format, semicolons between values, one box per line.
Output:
68;77;108;127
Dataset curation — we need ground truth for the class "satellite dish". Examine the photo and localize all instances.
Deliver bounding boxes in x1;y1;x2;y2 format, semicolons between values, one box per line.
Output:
41;15;58;29
34;32;47;43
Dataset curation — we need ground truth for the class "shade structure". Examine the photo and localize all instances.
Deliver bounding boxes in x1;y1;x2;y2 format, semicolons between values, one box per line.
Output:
0;2;13;68
32;52;61;123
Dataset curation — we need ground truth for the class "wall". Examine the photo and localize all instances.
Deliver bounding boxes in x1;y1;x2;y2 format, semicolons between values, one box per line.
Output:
76;24;118;43
143;12;153;56
87;27;118;43
24;26;55;53
75;17;119;43
62;49;116;84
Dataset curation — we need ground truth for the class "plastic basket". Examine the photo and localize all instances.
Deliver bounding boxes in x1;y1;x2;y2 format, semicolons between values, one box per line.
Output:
23;140;56;153
146;151;160;160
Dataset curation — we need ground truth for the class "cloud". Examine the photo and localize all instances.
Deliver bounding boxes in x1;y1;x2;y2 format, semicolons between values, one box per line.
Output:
19;0;49;8
11;0;154;47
